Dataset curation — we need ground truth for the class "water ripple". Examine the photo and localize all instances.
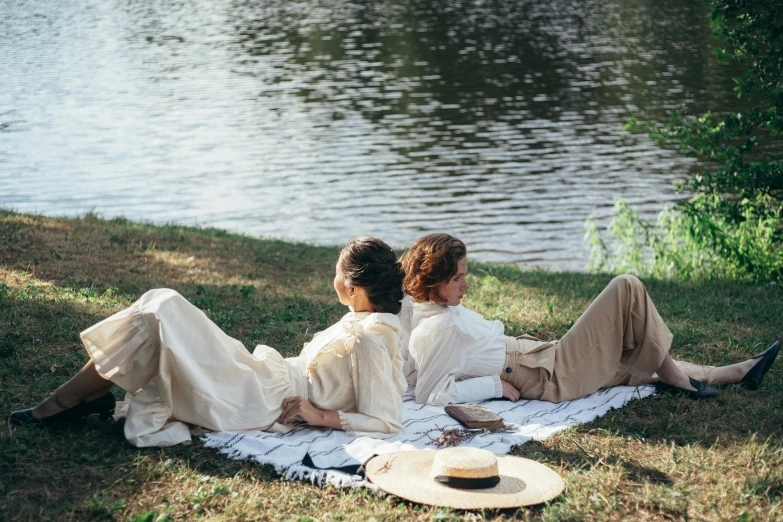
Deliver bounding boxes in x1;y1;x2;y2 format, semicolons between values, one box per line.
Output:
0;0;737;269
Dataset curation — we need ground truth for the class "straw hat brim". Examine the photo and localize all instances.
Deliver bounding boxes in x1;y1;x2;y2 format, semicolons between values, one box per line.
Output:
365;450;564;510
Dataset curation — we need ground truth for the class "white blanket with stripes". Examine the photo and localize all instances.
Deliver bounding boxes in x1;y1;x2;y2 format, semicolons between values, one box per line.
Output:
202;385;654;488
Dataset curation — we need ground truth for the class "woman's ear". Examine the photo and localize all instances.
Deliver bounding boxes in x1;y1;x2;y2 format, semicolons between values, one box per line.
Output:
348;286;357;297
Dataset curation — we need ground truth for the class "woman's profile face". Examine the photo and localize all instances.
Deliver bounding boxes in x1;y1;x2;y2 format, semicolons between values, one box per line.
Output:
435;256;469;306
333;261;351;306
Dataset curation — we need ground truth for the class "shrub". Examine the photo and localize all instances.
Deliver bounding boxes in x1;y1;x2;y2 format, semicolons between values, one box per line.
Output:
587;0;783;282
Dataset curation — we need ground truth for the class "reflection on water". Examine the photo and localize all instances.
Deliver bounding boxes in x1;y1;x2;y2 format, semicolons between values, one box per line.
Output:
0;0;735;268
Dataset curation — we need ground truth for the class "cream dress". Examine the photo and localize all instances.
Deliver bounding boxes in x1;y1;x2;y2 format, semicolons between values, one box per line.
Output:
81;289;407;447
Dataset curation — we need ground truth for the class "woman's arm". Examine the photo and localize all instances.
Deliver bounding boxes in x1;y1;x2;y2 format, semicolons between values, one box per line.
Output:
276;397;343;429
412;325;502;405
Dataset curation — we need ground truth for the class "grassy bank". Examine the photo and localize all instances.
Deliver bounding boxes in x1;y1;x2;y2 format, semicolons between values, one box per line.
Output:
1;210;781;521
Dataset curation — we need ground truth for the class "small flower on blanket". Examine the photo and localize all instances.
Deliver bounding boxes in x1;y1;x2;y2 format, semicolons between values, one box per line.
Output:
416;424;515;449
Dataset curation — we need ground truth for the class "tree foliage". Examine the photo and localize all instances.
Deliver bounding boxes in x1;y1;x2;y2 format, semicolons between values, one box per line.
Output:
589;0;783;282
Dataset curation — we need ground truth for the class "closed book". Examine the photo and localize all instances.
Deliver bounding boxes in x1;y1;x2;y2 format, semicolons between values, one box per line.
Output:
444;405;504;429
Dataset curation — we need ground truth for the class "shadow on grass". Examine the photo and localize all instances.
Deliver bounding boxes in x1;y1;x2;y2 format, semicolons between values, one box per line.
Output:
2;211;783;520
0;284;339;520
0;211;352;519
583;380;783;446
3;285;780;520
1;415;284;520
515;439;672;483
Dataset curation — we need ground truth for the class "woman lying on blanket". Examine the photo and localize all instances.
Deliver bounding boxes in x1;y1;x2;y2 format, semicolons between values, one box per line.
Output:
399;233;780;405
10;237;408;446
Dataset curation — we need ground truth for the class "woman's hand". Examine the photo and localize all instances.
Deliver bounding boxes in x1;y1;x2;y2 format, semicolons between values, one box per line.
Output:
275;396;342;429
501;380;521;402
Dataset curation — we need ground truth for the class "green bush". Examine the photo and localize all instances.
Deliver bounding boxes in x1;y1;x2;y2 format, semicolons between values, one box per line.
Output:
586;196;782;281
587;0;782;282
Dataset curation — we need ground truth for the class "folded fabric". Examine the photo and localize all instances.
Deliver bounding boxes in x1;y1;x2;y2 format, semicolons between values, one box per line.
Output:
203;384;654;489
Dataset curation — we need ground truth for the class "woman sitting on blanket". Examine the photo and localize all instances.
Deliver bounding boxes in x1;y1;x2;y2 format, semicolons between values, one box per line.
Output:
10;237;408;446
399;233;779;405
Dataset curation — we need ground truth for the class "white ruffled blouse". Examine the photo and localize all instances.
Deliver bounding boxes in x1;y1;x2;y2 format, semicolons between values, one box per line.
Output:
405;299;507;405
287;309;408;437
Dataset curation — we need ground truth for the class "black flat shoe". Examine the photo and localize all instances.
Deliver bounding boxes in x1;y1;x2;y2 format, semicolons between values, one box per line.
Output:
9;392;116;426
655;377;721;399
8;409;39;425
740;340;780;391
8;404;89;426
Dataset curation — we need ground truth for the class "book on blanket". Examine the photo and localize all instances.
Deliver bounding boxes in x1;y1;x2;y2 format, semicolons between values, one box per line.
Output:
444;405;504;429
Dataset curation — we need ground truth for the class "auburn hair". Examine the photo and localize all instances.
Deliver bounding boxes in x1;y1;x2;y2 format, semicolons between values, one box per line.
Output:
401;233;466;303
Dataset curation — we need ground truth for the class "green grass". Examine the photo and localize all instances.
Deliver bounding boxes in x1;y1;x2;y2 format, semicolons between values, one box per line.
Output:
1;209;781;521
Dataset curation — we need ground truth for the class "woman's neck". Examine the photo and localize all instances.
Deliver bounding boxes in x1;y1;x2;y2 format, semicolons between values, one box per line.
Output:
349;297;373;313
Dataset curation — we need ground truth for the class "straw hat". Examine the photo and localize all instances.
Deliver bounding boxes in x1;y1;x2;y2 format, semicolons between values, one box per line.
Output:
365;447;564;510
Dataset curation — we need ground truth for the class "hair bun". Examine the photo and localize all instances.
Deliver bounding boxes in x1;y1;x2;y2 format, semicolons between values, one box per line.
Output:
339;237;405;315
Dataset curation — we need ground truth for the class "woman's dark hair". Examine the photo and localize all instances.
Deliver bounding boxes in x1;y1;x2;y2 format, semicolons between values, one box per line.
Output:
339;236;405;314
400;233;467;303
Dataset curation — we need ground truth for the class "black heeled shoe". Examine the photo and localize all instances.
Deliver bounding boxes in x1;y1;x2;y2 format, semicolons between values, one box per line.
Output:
655;377;721;399
9;392;116;426
739;340;780;391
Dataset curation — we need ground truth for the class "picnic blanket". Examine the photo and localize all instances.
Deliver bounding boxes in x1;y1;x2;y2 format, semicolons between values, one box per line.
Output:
202;384;655;489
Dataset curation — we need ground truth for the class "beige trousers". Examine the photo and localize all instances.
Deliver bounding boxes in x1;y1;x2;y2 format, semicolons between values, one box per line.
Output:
500;274;717;403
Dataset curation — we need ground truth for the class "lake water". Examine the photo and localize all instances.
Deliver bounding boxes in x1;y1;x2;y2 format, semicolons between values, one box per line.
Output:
0;0;737;269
